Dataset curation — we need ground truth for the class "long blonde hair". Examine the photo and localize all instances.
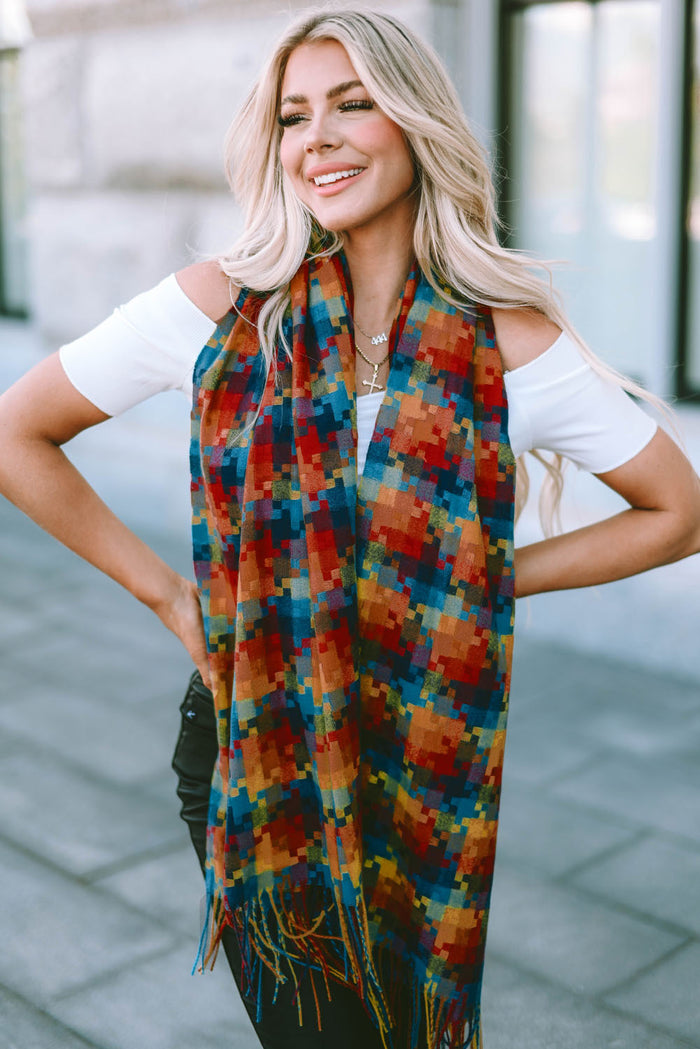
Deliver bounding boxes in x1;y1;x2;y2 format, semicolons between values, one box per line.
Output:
217;5;660;529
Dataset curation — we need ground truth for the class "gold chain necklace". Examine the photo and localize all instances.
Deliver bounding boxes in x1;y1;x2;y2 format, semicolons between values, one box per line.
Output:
355;340;390;395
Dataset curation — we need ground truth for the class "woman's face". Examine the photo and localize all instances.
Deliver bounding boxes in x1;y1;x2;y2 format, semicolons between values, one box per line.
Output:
278;40;416;240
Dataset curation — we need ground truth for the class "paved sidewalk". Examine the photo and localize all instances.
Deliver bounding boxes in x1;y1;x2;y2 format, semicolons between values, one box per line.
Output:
1;319;699;1048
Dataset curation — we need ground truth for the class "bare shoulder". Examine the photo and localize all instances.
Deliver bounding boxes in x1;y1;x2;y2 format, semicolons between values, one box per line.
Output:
175;260;239;324
491;306;562;372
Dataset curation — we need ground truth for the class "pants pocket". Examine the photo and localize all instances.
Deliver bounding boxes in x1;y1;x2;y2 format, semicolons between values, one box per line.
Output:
171;670;218;872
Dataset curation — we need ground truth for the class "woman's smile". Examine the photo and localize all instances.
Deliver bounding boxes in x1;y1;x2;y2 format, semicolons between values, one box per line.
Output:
306;163;366;194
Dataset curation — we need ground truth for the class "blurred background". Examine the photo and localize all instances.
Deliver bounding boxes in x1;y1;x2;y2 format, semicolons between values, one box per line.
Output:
1;1;699;1048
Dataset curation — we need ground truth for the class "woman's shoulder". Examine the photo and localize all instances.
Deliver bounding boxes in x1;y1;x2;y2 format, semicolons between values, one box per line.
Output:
490;306;562;372
175;260;240;324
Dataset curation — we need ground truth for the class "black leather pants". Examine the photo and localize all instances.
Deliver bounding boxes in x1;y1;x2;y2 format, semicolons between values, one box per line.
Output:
171;671;386;1049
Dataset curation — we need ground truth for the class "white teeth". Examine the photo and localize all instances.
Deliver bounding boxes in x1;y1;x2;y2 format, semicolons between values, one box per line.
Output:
313;168;363;186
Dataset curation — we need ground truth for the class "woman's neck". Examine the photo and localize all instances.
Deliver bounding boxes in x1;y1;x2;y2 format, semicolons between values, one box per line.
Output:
343;225;415;331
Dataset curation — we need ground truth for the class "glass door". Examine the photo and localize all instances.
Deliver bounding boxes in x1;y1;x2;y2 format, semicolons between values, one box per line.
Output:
503;1;661;386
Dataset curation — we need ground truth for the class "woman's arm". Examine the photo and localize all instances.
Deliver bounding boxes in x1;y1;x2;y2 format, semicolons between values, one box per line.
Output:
514;428;700;597
0;354;211;682
492;307;700;598
0;262;233;684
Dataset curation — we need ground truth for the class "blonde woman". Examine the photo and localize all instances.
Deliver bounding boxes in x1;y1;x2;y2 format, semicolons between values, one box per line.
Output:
1;9;698;1049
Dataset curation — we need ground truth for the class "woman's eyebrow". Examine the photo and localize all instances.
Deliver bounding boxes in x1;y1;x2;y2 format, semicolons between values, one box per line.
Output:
280;80;365;106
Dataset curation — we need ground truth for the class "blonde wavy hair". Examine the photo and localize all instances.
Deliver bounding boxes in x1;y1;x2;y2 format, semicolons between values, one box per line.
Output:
217;4;659;530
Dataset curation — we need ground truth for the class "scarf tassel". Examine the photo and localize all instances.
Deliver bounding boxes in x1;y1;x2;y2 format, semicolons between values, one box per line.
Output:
373;943;483;1049
194;883;483;1049
193;881;390;1028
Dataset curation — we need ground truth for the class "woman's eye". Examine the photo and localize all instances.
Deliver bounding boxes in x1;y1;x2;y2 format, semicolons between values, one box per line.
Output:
278;113;305;128
277;99;374;128
340;99;374;113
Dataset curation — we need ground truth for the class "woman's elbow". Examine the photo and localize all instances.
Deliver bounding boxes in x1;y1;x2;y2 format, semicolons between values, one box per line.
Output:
0;353;110;452
664;485;700;562
678;511;700;559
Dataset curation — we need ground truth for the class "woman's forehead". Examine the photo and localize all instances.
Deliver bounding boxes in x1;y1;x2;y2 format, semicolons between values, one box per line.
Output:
281;39;361;96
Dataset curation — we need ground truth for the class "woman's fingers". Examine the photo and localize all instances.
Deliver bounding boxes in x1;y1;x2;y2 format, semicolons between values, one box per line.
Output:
183;603;212;689
155;575;212;689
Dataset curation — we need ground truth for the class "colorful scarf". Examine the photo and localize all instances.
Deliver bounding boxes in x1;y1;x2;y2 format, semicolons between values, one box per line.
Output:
190;252;515;1049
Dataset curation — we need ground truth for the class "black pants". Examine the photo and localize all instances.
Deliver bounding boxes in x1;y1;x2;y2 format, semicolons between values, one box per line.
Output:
171;671;387;1049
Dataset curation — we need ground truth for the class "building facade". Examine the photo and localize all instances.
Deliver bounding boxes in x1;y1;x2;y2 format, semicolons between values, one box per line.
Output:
1;0;699;404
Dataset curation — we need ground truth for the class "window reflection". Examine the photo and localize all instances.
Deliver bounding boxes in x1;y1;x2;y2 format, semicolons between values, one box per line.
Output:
686;5;700;391
0;49;29;316
509;1;660;384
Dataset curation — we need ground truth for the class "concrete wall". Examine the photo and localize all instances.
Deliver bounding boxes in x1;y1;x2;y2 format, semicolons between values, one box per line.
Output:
20;0;438;344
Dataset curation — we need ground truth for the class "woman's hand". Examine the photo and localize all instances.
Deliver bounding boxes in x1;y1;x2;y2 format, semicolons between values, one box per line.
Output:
151;575;211;688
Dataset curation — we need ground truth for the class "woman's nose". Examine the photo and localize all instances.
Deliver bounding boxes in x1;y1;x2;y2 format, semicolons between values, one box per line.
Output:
303;114;341;154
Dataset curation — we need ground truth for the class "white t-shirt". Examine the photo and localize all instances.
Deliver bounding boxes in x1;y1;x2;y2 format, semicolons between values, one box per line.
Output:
59;274;657;475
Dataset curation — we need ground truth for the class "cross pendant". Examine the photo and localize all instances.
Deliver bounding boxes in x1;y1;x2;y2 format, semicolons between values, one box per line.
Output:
362;368;383;395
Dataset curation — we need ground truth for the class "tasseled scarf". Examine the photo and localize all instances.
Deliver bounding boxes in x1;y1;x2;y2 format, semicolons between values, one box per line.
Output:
190;252;515;1049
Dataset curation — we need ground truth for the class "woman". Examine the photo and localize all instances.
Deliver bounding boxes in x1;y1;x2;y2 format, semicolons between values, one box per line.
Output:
1;8;699;1049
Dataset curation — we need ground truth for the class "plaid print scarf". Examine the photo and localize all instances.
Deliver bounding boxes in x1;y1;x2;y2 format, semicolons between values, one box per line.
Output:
190;253;515;1049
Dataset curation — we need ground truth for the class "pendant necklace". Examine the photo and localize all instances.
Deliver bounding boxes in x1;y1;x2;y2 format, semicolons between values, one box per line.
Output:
355;340;390;395
354;305;398;394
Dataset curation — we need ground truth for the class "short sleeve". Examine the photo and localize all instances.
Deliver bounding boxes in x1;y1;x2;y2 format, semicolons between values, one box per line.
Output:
504;333;658;473
58;274;218;416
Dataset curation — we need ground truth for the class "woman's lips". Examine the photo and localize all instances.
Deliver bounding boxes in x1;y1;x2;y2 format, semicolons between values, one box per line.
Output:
308;168;365;195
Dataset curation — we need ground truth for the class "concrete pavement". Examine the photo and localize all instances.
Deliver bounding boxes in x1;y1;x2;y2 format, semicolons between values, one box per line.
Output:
1;317;699;1048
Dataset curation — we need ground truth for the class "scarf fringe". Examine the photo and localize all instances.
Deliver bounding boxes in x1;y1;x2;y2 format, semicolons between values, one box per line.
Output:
193;883;483;1049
